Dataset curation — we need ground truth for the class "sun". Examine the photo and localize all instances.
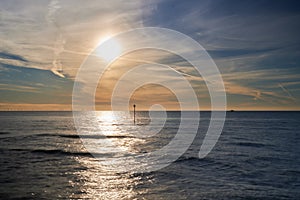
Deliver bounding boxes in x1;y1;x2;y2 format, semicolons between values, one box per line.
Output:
96;36;121;62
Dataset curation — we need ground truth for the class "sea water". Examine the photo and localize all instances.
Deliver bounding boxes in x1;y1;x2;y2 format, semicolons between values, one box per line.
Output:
0;111;299;199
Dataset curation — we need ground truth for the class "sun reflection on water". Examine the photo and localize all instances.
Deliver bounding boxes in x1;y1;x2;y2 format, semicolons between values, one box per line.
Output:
73;111;177;173
69;111;175;198
92;111;147;154
70;111;156;198
71;156;155;199
96;111;117;124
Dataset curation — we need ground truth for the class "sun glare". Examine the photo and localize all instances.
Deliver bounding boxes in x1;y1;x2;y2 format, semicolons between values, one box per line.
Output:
96;36;121;62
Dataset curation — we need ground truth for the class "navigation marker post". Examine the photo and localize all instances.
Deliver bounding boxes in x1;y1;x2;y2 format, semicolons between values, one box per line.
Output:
133;104;136;124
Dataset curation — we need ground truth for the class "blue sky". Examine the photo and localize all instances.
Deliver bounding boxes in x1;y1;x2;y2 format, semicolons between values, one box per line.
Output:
0;0;300;110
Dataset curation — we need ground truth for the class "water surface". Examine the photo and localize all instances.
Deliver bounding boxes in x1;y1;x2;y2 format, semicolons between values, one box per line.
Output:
0;111;299;199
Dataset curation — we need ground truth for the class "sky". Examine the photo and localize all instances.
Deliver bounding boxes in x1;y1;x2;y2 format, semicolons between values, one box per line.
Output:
0;0;300;111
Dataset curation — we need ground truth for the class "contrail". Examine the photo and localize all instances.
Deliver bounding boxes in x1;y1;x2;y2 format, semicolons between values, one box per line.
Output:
46;0;65;78
51;34;65;78
278;83;295;101
46;0;60;24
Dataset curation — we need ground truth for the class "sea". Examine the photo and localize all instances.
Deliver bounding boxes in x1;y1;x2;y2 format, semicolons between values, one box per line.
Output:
0;111;299;199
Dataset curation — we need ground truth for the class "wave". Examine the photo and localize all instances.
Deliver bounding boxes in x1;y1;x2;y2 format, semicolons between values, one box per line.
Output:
174;156;238;171
31;149;122;158
30;149;94;157
0;131;10;135
37;133;135;139
229;142;266;148
175;156;200;163
174;156;217;166
0;148;111;158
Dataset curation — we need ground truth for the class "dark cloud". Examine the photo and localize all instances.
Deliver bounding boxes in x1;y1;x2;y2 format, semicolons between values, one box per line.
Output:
0;52;27;62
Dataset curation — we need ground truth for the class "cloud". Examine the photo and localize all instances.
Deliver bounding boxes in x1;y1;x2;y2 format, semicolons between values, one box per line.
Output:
46;0;61;24
0;52;27;62
0;103;71;111
225;81;296;106
0;83;39;93
0;0;146;78
278;83;296;101
46;0;65;78
1;0;299;110
50;67;65;78
222;69;300;82
51;34;66;78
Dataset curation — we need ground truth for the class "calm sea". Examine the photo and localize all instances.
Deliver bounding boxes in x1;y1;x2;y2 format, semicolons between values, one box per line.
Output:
0;111;299;199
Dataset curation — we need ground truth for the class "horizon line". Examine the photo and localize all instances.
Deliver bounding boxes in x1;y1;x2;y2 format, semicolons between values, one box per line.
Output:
1;109;300;112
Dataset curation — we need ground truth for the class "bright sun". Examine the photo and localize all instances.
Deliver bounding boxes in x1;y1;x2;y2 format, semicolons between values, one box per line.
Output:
96;36;121;62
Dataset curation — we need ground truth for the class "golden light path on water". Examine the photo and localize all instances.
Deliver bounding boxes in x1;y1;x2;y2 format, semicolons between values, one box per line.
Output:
70;111;156;199
72;156;153;199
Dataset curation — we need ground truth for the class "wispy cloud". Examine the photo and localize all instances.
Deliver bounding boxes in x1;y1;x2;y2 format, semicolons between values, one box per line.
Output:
46;0;61;24
0;52;27;62
46;0;65;78
0;0;146;77
0;83;39;93
278;83;296;101
1;0;299;110
0;103;71;111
